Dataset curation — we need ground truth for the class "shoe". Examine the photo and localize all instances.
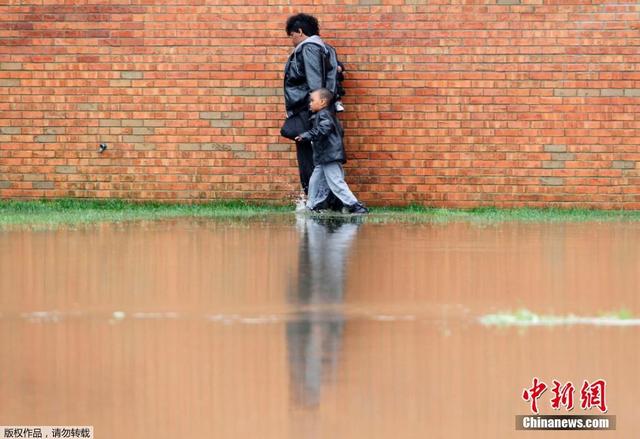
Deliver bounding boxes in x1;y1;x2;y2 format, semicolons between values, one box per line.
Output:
335;101;345;112
344;202;368;215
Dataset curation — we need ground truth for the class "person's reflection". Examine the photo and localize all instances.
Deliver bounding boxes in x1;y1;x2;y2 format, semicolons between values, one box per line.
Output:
287;215;361;408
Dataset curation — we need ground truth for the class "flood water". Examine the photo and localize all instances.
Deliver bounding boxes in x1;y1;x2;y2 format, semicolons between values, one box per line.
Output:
1;216;638;438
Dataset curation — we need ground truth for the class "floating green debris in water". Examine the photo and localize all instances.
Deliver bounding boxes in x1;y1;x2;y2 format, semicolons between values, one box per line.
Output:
600;309;634;320
480;309;640;327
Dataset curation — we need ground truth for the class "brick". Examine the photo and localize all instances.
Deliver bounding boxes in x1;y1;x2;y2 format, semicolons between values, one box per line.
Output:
1;127;21;134
110;80;131;87
268;144;290;152
56;166;77;174
231;87;280;96
233;151;255;159
209;120;232;128
0;80;20;87
123;120;144;127
0;181;11;189
134;144;156;151
0;63;22;70
178;143;243;152
577;89;600;97
200;112;221;120
78;103;98;111
497;0;520;3
540;177;564;186
123;135;145;143
221;112;244;120
552;153;575;161
601;89;624;97
553;89;576;97
100;119;121;127
200;111;244;120
544;145;566;153
202;143;232;151
45;128;64;135
543;161;565;169
182;143;229;151
32;182;54;189
178;143;202;151
624;89;640;97
24;174;45;181
121;71;143;79
359;0;381;4
34;135;56;143
143;120;165;127
612;161;635;169
133;127;155;135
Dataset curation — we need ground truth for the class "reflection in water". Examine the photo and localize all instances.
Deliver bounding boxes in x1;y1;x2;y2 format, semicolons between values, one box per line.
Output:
1;219;640;438
287;216;361;408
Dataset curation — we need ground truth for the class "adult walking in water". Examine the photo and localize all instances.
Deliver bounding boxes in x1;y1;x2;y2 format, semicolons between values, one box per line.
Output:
283;13;339;207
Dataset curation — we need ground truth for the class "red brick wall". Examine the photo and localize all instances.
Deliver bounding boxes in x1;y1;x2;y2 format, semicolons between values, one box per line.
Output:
1;1;639;207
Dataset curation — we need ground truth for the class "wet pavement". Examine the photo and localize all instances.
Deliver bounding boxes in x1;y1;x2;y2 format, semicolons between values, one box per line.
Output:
0;216;638;438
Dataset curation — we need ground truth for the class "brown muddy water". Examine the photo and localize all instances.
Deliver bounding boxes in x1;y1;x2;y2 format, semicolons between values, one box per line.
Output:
0;216;638;438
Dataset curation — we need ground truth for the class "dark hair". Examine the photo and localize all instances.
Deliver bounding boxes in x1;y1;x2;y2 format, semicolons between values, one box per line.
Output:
313;88;334;103
285;13;319;36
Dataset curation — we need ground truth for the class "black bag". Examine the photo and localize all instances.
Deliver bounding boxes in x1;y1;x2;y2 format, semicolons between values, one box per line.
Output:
280;109;311;140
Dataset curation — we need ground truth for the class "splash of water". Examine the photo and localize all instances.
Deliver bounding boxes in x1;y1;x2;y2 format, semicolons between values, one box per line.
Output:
295;193;307;213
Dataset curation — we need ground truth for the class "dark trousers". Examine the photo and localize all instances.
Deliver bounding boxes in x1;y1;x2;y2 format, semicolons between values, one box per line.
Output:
295;139;315;195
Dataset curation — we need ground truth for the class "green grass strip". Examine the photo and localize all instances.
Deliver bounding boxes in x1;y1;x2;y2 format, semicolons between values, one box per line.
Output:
0;199;291;227
2;199;640;227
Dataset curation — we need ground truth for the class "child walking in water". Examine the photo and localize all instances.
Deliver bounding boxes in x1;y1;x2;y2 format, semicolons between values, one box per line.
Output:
295;88;368;214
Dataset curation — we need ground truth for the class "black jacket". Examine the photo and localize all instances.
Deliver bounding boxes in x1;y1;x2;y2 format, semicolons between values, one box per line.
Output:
299;108;346;165
284;39;335;115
